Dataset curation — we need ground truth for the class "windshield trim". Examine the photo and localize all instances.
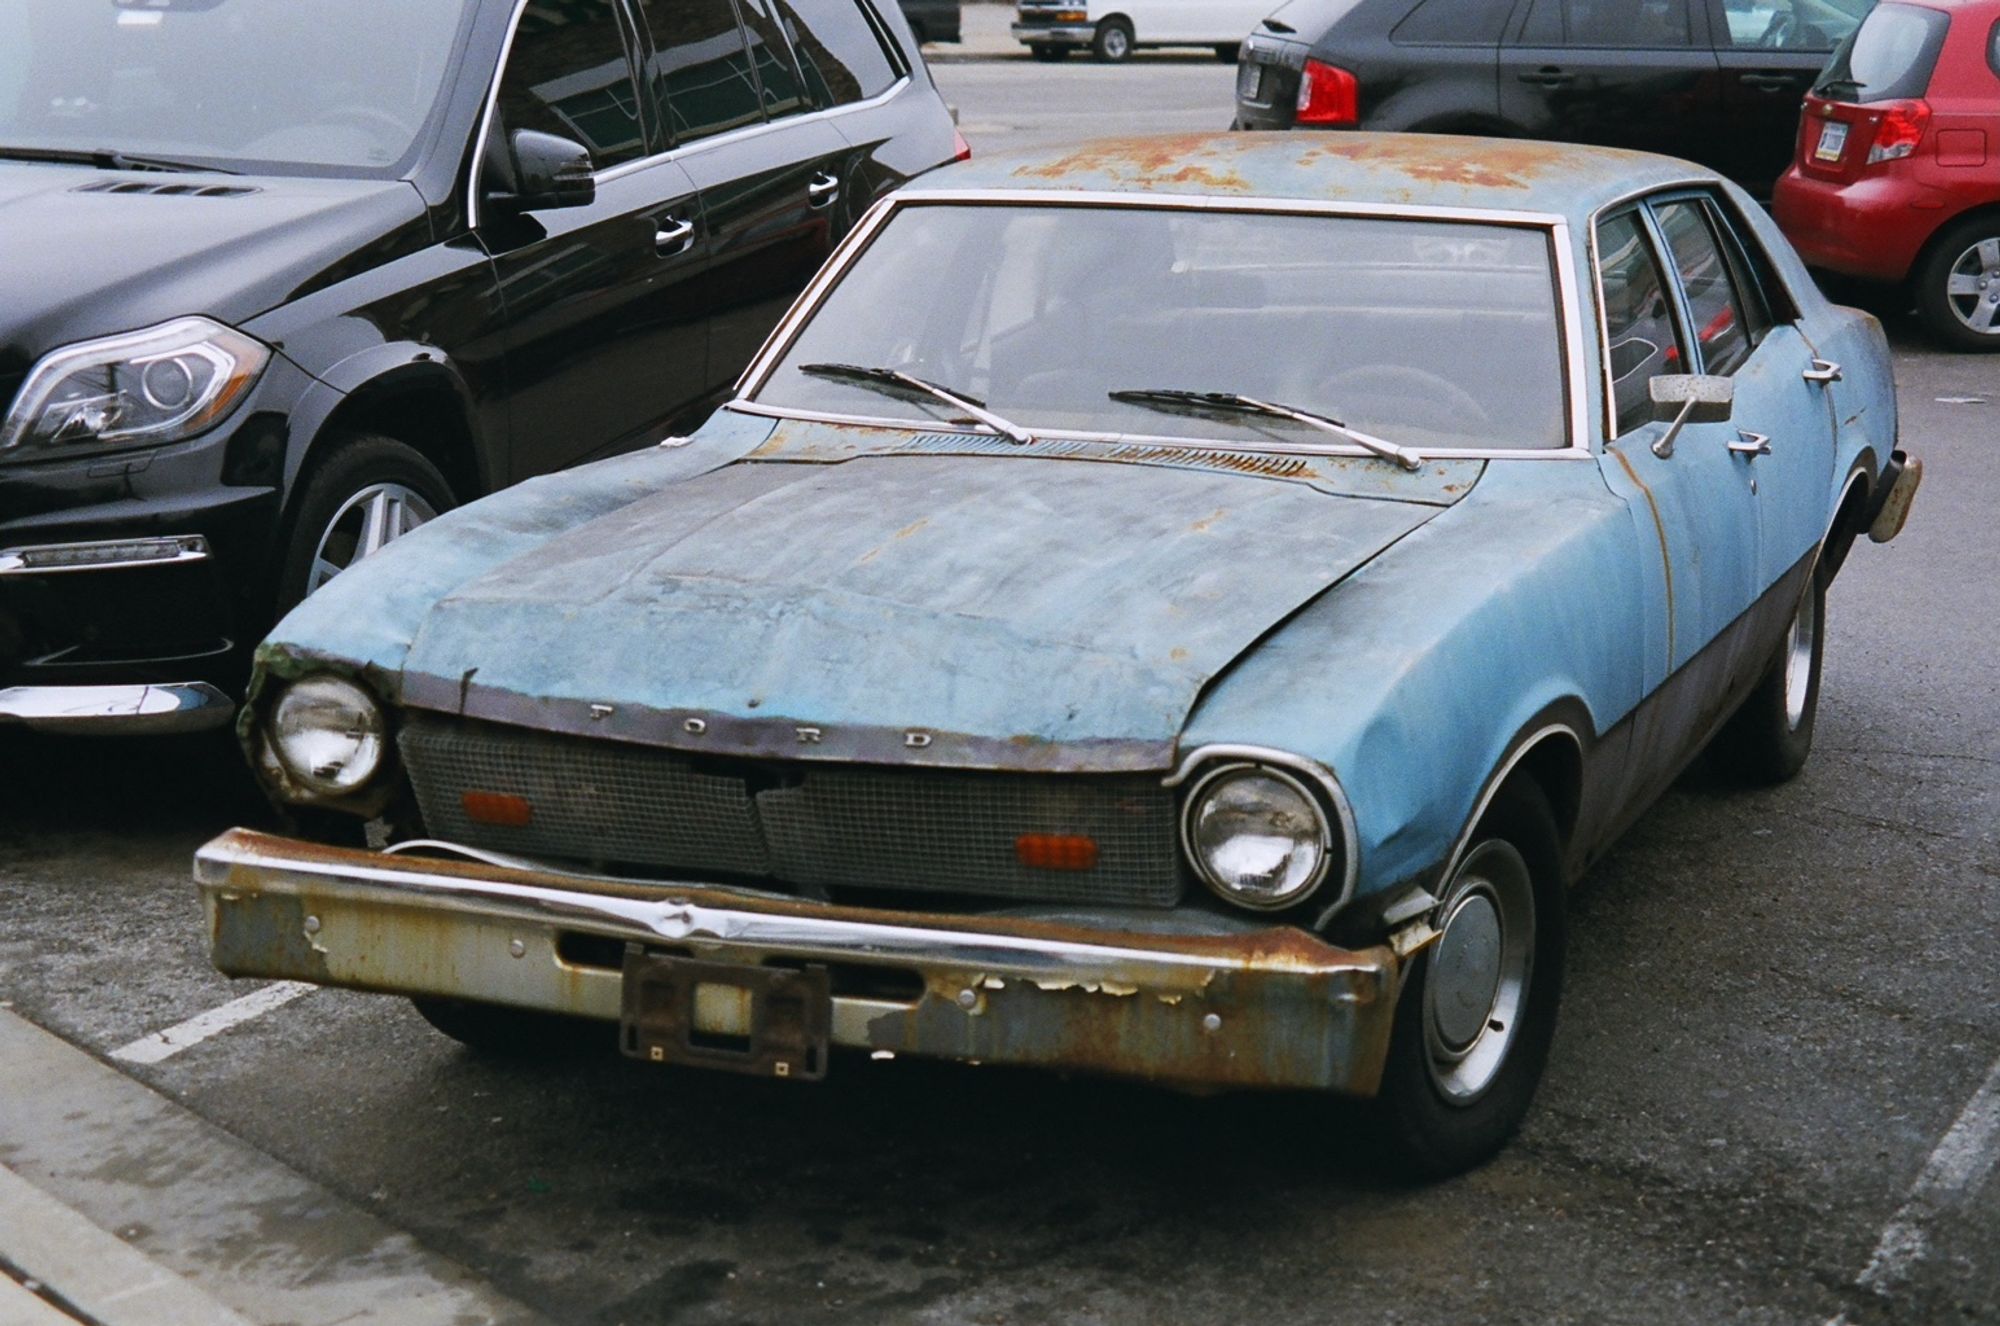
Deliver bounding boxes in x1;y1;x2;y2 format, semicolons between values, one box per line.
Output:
734;188;1594;460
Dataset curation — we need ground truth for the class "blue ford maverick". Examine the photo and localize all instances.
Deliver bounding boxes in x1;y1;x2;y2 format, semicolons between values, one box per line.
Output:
197;134;1921;1175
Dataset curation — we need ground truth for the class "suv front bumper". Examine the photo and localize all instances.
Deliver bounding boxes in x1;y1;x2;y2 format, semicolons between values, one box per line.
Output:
196;828;1406;1094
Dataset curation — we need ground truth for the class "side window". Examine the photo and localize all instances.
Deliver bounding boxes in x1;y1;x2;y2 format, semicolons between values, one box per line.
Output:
638;0;764;145
777;0;900;107
1597;209;1687;436
1393;0;1516;44
735;0;812;120
1562;0;1695;47
1519;0;1564;44
493;0;646;170
1716;0;1865;52
1653;198;1753;376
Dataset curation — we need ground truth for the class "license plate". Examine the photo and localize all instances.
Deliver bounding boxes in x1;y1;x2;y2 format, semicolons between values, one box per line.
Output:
1236;62;1263;102
1814;120;1849;162
620;950;831;1080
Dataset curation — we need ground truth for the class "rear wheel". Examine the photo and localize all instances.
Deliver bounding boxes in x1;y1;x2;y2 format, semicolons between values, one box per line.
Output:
1372;778;1566;1179
1710;562;1825;784
1914;215;2000;352
1092;17;1133;61
1214;42;1239;62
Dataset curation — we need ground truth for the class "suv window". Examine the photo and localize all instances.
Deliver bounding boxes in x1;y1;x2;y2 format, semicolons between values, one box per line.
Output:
1653;199;1753;376
1522;0;1697;48
778;0;900;106
495;0;646;170
1597;210;1687;436
1816;3;1951;101
1393;0;1515;45
735;0;813;120
1716;0;1867;52
637;0;764;145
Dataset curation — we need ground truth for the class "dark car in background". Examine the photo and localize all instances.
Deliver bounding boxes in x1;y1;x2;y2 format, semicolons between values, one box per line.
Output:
1774;0;2000;349
0;0;959;737
1234;0;1873;196
898;0;963;43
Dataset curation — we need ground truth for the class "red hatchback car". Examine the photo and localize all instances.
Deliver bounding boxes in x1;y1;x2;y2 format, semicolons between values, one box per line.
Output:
1774;0;2000;350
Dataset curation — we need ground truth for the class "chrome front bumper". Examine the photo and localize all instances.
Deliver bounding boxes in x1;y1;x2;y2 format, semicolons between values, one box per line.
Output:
0;682;234;735
1012;22;1096;42
195;829;1405;1094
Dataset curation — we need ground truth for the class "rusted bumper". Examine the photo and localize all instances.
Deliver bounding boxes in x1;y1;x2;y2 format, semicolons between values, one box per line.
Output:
194;828;1404;1094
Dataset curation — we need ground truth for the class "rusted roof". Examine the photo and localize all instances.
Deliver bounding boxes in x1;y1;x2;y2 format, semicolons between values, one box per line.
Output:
919;131;1718;218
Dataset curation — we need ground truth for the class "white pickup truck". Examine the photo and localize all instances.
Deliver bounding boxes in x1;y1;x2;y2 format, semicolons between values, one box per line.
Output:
1011;0;1270;61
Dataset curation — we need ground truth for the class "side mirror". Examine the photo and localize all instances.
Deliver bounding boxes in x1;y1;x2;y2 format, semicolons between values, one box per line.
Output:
488;129;595;214
1647;374;1733;458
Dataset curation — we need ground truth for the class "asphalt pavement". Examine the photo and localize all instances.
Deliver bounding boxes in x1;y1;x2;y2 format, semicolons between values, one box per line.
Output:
2;53;1997;1326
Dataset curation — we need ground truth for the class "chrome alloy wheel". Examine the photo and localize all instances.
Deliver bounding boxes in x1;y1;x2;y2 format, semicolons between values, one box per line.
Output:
1944;236;2000;337
305;482;436;596
1423;838;1536;1103
1782;576;1820;731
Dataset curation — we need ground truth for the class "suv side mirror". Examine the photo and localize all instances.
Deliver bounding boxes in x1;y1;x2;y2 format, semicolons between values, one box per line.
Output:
489;129;596;214
1647;374;1733;458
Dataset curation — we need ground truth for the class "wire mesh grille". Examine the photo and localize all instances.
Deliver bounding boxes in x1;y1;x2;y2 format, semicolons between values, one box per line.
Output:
400;718;1183;907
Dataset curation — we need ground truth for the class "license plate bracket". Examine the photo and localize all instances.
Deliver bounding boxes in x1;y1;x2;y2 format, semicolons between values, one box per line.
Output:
620;949;830;1080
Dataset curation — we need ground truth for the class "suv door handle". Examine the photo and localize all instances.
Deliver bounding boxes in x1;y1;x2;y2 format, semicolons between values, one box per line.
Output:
1517;67;1575;87
1729;430;1772;456
1741;72;1797;92
1803;359;1842;384
807;172;839;208
655;216;695;257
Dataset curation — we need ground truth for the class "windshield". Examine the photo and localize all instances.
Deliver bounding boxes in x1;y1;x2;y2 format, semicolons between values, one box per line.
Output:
753;204;1570;452
1816;3;1950;102
0;0;475;176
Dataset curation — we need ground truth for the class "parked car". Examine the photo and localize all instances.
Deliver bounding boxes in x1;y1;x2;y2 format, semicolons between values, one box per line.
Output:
1773;0;2000;349
1013;0;1259;61
1234;0;1874;196
197;133;1917;1176
899;0;964;43
0;0;960;738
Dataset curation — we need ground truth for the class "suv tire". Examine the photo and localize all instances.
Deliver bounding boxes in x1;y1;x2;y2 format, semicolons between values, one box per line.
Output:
275;433;455;613
1092;17;1133;61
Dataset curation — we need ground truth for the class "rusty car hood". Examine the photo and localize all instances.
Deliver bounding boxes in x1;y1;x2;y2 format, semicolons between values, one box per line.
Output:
395;440;1482;772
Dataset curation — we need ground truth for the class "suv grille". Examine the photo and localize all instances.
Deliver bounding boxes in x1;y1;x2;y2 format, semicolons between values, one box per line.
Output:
400;717;1184;907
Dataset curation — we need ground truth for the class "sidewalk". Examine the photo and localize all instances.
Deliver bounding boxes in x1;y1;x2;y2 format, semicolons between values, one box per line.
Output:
922;2;1025;62
0;1010;548;1326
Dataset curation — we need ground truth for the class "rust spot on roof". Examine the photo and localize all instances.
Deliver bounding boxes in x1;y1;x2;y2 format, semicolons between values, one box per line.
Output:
1012;133;1255;193
1297;137;1564;190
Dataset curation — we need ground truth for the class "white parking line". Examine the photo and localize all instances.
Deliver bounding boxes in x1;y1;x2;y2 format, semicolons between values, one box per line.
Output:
1836;1051;2000;1312
108;983;316;1067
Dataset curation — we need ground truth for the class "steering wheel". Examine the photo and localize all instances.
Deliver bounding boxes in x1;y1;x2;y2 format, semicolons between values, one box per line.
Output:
1318;364;1491;436
320;104;415;145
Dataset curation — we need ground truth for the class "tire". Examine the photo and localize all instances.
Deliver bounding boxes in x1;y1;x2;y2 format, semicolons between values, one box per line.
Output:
411;997;615;1057
1709;562;1825;785
1371;778;1566;1180
1214;42;1239;62
275;433;454;614
1091;17;1133;61
1913;215;2000;352
1030;43;1071;61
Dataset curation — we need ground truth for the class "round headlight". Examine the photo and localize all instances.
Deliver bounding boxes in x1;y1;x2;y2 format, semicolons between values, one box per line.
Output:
269;676;386;794
1182;763;1330;910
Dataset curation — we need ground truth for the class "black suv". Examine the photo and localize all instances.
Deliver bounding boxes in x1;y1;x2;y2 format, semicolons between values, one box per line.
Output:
1234;0;1871;195
0;0;958;736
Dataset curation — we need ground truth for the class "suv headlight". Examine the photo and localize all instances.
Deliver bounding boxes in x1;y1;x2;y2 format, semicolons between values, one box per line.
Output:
0;317;270;459
269;676;387;795
1181;762;1332;910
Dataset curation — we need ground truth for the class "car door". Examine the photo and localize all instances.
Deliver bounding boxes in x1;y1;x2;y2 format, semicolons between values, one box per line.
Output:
1592;203;1762;800
1500;0;1727;164
635;0;852;397
481;0;709;481
1705;0;1870;191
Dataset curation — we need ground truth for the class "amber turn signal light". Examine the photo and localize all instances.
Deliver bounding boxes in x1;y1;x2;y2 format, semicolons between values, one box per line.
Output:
462;790;533;827
1015;833;1098;871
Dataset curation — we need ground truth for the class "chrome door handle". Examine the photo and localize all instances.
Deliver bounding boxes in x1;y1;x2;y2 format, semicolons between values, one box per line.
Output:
1803;359;1842;384
1729;430;1772;456
655;216;695;256
807;172;839;208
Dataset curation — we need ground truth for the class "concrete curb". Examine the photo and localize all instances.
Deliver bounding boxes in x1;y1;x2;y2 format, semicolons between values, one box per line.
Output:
0;1010;549;1326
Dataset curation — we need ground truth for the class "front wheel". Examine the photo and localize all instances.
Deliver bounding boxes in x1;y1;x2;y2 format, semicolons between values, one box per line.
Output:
275;434;453;613
1092;18;1133;61
1372;778;1566;1179
1914;216;2000;352
1709;562;1825;784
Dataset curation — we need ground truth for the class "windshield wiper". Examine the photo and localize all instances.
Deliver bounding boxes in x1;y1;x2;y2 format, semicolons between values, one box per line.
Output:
800;363;1036;445
1109;388;1425;471
0;145;236;174
1814;77;1863;98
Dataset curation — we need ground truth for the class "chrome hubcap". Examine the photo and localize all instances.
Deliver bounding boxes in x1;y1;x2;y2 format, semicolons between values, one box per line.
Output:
1103;28;1128;55
306;482;435;596
1782;580;1819;731
1944;237;2000;336
1423;839;1534;1103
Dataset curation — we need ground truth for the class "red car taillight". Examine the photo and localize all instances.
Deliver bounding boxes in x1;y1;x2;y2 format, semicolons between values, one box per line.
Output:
1867;99;1931;164
952;127;972;162
1295;59;1359;126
